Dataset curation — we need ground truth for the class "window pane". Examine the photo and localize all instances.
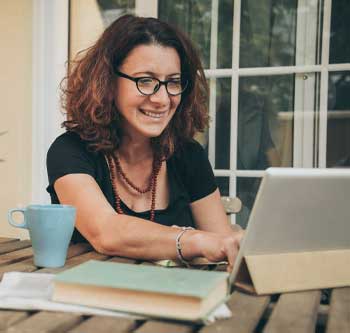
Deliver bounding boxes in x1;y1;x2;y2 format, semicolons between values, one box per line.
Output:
236;177;261;228
159;0;233;69
217;0;233;68
240;0;298;67
97;0;135;26
329;0;350;64
215;177;230;196
237;75;294;170
215;78;231;169
159;0;211;68
327;71;350;167
70;0;135;59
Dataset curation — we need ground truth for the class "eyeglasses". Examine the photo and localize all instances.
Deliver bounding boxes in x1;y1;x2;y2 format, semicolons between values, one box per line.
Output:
115;70;188;96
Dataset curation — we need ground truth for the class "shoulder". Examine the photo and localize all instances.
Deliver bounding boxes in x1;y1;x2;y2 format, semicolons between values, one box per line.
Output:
46;131;99;185
47;131;96;159
173;139;207;163
47;131;98;169
48;131;86;152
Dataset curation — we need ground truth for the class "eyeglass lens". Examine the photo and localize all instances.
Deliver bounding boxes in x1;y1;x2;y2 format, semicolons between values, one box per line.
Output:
137;78;186;96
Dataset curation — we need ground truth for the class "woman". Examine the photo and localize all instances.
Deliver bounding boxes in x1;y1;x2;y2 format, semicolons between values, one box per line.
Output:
47;14;243;272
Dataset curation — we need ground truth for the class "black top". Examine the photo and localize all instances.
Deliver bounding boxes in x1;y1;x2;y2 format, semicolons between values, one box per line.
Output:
46;132;217;243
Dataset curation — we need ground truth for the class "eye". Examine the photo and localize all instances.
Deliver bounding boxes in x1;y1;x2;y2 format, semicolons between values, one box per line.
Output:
138;77;155;87
167;78;182;88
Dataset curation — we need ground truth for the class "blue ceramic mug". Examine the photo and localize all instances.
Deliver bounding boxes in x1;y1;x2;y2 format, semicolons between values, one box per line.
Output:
7;204;76;268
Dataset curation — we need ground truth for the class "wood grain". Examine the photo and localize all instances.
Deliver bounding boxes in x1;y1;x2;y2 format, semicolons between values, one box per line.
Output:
0;237;18;244
38;251;109;274
263;291;321;333
0;240;31;255
68;316;137;333
0;247;33;266
6;311;83;333
199;291;270;333
327;287;350;333
0;243;92;280
0;310;30;330
135;320;194;333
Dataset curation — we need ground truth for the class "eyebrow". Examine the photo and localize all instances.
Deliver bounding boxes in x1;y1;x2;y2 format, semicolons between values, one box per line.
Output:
132;71;181;77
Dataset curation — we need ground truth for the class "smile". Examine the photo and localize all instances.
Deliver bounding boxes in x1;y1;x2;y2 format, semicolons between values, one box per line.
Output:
139;109;168;119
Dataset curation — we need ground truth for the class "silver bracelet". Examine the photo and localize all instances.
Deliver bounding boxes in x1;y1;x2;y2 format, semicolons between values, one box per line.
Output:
175;227;194;267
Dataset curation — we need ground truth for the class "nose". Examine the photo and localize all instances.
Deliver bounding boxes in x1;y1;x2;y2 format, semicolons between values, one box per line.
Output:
149;84;170;105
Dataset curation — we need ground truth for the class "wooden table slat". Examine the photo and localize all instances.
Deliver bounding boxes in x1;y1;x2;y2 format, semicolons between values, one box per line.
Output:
0;237;19;244
200;291;270;333
135;320;194;333
68;316;137;333
7;311;83;333
0;247;33;266
263;290;321;333
0;310;30;330
0;243;93;280
0;240;31;255
326;287;350;333
38;250;110;274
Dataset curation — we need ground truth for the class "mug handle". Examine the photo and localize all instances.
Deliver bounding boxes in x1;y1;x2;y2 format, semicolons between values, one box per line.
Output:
7;208;28;229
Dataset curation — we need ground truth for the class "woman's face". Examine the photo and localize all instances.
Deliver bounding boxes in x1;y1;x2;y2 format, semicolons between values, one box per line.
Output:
114;44;182;141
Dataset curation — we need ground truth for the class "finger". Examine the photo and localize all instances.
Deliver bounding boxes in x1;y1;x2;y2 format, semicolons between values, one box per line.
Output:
225;244;237;270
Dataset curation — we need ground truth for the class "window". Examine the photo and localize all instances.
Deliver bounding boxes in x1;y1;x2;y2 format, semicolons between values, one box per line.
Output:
69;0;350;227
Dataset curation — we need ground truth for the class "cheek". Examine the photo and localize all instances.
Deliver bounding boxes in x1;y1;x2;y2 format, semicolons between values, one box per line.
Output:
171;96;182;111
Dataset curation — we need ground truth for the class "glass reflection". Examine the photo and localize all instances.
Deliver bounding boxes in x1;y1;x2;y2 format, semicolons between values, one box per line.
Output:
240;0;297;68
329;0;350;64
159;0;233;69
327;71;350;167
236;177;261;228
159;0;212;68
215;78;231;169
215;177;229;197
237;75;294;171
97;0;135;26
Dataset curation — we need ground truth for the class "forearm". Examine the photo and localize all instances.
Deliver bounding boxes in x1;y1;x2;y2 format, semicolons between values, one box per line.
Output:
86;213;203;261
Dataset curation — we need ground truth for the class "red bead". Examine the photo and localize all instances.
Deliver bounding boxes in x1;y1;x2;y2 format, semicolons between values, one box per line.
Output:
106;153;160;222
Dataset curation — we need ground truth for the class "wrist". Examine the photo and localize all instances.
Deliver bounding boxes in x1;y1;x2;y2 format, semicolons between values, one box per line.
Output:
179;229;203;261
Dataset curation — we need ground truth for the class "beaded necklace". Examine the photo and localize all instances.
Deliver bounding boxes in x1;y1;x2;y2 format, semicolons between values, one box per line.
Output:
106;153;162;221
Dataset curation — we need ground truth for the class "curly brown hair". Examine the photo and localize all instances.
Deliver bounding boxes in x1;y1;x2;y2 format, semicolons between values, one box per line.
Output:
62;14;209;158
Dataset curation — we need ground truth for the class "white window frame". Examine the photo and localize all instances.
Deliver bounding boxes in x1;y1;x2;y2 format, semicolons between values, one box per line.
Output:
32;0;69;203
32;0;350;209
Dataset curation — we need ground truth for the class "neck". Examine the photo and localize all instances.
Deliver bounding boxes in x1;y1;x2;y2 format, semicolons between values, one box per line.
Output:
117;137;153;164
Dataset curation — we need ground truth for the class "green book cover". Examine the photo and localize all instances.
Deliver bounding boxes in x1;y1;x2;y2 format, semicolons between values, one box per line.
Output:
54;260;229;299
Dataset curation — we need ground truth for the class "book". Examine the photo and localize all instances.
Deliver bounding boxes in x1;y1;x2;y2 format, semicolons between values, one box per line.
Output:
52;260;230;321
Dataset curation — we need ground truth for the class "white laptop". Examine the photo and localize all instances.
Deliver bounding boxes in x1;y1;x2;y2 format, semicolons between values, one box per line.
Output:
229;167;350;294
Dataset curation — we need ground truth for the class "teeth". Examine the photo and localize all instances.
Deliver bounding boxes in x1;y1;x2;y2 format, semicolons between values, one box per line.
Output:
141;110;166;118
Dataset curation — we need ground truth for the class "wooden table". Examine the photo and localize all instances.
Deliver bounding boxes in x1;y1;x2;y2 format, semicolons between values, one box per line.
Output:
0;238;348;333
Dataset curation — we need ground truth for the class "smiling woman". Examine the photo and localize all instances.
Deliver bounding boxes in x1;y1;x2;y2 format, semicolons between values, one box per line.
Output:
46;15;243;271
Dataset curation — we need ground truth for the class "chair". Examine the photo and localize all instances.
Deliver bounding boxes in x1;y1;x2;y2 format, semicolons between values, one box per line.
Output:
221;196;242;215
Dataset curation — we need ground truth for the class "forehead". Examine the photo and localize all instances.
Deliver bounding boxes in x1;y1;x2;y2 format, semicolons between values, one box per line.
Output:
120;44;181;75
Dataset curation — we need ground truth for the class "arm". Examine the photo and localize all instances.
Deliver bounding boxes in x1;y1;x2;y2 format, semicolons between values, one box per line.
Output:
190;189;244;271
190;188;232;234
54;174;242;271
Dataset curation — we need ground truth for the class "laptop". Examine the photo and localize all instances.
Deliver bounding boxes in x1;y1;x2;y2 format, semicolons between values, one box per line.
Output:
229;167;350;294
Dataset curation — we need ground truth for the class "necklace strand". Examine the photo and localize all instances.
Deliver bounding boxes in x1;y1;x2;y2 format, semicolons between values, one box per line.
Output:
107;153;161;221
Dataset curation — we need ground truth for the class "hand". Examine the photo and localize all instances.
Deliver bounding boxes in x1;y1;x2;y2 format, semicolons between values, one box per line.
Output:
186;229;245;272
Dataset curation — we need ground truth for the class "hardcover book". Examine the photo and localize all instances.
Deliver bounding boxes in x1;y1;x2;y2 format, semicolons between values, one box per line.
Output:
52;260;229;321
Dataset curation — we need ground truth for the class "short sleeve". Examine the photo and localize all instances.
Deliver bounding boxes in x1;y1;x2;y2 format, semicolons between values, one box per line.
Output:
46;132;96;195
175;140;217;202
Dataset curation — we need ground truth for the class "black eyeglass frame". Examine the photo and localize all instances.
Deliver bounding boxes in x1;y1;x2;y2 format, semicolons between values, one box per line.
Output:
115;70;188;96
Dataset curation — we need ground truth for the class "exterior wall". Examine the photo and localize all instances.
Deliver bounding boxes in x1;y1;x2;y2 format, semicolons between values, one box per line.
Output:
0;0;32;238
